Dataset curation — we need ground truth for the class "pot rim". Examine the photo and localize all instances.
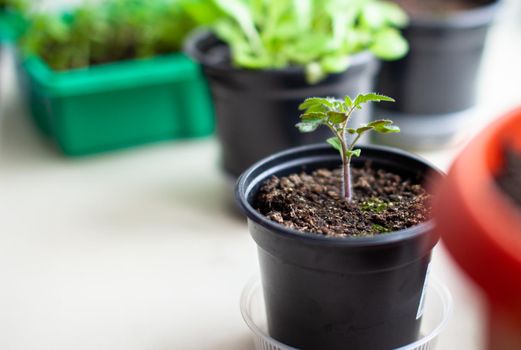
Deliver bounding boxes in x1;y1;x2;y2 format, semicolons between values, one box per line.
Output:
406;0;502;29
235;143;442;248
184;30;375;76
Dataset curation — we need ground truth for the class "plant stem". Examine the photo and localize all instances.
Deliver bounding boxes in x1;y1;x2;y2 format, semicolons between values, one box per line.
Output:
341;106;357;201
328;105;358;201
337;124;352;200
343;156;352;201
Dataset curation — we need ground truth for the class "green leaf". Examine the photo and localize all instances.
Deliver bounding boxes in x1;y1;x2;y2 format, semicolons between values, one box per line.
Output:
320;54;350;74
371;224;391;233
344;96;353;108
370;28;409;60
294;0;312;31
356;125;374;134
299;112;326;123
367;119;393;127
332;100;345;113
347;128;356;134
327;111;347;124
326;137;343;154
375;124;401;133
354;93;395;107
298;97;333;111
379;1;409;27
362;198;389;213
305;104;329;113
359;2;386;30
346;149;361;158
214;0;264;55
296;122;320;133
367;119;401;133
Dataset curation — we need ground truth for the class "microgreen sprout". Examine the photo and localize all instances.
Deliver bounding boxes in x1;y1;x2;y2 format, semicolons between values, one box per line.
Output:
296;93;400;201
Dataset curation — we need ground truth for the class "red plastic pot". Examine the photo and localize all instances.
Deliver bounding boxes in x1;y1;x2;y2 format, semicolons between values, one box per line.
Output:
434;106;521;349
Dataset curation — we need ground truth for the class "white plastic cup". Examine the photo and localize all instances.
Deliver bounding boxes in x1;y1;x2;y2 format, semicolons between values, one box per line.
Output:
241;276;452;350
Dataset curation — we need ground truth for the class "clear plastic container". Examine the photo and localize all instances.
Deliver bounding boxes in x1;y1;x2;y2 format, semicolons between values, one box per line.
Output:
240;276;452;350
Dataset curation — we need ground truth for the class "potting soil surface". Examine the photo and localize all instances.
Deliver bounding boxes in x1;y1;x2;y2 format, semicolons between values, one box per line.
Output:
497;149;521;207
256;164;431;237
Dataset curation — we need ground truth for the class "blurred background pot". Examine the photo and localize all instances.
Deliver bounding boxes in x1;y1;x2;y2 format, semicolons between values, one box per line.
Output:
236;144;441;350
374;0;501;150
434;106;521;350
186;32;379;178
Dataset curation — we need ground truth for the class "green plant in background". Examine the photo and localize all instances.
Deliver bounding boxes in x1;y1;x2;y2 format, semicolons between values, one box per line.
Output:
185;0;409;83
0;0;27;11
20;0;199;71
0;0;29;41
297;93;400;201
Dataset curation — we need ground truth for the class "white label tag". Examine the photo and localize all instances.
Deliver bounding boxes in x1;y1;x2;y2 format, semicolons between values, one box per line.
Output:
416;263;431;319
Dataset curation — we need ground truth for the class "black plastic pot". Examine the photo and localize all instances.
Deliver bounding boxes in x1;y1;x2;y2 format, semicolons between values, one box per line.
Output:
185;32;379;178
376;0;501;115
235;144;442;350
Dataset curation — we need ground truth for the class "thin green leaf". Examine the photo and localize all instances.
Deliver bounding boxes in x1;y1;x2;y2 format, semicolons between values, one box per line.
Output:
356;125;374;134
379;1;409;27
347;128;356;134
370;28;409;60
368;119;400;133
354;93;395;107
372;223;391;233
344;96;353;108
362;198;389;213
294;0;312;32
327;111;347;124
298;97;333;111
305;104;329;113
214;0;264;55
300;112;326;123
320;54;350;74
367;119;393;127
333;100;345;112
359;2;385;30
326;137;343;154
375;124;401;133
296;122;320;133
346;149;361;158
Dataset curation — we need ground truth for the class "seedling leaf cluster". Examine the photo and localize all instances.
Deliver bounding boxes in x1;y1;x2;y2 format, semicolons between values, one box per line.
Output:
19;0;198;71
186;0;409;83
297;93;400;201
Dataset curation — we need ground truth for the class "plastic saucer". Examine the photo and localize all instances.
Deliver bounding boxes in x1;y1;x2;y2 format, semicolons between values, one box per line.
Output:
240;276;452;350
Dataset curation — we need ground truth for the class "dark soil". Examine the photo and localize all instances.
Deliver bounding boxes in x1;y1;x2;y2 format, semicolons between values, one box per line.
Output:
255;164;432;237
497;149;521;207
393;0;490;17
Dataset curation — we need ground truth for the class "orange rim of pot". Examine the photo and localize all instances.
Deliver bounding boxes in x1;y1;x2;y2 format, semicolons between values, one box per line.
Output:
435;106;521;306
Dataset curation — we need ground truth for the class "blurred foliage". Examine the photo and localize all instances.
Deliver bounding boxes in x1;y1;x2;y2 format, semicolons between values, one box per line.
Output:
184;0;409;83
18;0;410;79
20;0;199;71
0;0;27;10
0;0;29;42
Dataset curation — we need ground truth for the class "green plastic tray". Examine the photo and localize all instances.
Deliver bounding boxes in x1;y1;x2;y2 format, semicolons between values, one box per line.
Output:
21;53;215;156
